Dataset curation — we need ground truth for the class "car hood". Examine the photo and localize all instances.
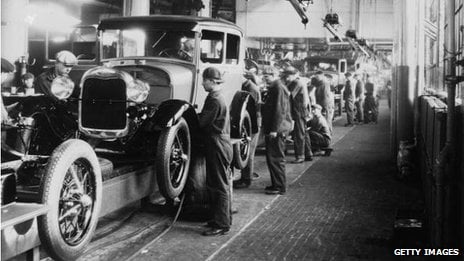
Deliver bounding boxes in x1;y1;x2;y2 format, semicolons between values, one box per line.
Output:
102;58;194;89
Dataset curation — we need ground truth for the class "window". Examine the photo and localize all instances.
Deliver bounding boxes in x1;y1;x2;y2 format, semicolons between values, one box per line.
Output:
48;31;72;60
423;0;444;92
100;29;195;62
48;27;97;61
455;0;463;97
225;34;240;64
200;30;224;63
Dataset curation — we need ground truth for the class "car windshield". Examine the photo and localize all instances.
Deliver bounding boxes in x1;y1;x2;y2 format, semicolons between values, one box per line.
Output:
101;29;196;62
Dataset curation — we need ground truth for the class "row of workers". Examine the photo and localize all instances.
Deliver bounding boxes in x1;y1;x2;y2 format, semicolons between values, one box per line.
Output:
199;65;334;236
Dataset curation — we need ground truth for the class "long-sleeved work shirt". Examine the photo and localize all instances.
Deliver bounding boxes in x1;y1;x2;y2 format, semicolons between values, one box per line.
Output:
261;79;293;135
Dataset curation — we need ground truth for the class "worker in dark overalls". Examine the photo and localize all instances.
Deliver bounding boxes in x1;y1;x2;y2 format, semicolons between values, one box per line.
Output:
198;67;233;236
283;66;312;163
261;66;293;195
343;72;356;127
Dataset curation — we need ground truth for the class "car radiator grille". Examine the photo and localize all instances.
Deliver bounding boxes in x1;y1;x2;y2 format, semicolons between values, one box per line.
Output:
81;78;127;130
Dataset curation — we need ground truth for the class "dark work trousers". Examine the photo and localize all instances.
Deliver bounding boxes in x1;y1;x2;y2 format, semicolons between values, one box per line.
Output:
322;107;334;135
355;99;364;122
265;135;287;193
345;97;355;124
363;95;379;123
240;131;259;183
308;131;330;151
292;116;312;159
205;134;233;229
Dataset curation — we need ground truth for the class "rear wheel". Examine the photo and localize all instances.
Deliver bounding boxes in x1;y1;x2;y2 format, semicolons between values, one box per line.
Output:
233;110;252;169
38;139;102;261
156;117;191;199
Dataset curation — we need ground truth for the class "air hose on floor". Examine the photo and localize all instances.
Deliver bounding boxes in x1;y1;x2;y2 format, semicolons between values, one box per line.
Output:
126;193;186;261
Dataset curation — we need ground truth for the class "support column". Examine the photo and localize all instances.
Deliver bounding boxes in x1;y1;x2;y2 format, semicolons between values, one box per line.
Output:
198;0;211;17
123;0;150;16
235;0;247;34
1;0;29;63
391;0;420;157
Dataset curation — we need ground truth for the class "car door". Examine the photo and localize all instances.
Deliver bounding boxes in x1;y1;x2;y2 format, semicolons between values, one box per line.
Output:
195;28;244;112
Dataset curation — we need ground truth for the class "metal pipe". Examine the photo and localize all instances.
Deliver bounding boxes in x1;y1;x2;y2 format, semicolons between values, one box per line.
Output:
433;0;457;247
323;20;345;42
288;0;309;25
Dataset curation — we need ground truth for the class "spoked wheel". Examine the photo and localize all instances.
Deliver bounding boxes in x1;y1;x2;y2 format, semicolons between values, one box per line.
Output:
233;110;252;169
38;139;102;261
157;117;191;199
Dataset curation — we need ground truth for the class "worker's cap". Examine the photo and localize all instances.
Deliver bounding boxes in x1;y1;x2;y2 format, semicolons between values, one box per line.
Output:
243;68;257;77
1;58;15;73
55;50;78;67
245;63;258;73
203;67;224;83
21;72;35;80
311;104;322;111
262;66;278;76
243;69;254;79
345;72;352;77
310;77;318;85
244;69;259;85
281;66;298;76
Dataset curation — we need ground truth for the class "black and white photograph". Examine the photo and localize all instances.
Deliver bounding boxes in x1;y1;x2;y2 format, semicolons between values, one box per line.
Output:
1;0;463;260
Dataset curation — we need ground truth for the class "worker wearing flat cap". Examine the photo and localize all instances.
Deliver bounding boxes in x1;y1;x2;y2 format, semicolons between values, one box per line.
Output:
261;66;292;195
282;66;312;163
35;50;77;98
198;67;233;236
343;72;356;126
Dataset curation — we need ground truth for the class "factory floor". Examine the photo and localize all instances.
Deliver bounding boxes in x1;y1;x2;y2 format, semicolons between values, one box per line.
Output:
76;99;425;261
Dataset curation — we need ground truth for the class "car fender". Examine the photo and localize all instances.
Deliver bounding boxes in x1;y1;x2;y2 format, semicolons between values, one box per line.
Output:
230;91;258;138
149;99;201;139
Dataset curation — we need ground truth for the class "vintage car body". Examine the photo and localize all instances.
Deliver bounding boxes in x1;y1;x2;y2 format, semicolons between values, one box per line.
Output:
1;15;255;261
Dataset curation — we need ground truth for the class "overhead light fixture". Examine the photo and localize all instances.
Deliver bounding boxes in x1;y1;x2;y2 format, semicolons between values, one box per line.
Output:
324;13;340;26
345;30;357;40
357;38;367;46
322;12;343;42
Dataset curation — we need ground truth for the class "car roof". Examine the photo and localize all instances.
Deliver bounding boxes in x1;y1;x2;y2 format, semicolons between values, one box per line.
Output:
98;15;242;33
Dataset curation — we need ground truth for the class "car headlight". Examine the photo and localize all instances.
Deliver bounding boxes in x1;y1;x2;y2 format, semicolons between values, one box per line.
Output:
51;76;75;100
127;79;149;103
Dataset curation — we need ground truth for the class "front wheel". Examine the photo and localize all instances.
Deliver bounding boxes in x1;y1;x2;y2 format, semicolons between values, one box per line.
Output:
38;139;102;261
156;117;191;199
233;110;252;169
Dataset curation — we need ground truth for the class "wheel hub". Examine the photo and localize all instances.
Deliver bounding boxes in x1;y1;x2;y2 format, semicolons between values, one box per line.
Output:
80;194;92;208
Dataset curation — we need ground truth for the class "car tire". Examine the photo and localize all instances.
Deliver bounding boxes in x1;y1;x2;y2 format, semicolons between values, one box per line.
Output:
156;117;191;199
233;110;252;169
38;139;102;261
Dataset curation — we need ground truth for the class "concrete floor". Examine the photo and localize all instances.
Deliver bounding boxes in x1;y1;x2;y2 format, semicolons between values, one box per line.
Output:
73;99;425;261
